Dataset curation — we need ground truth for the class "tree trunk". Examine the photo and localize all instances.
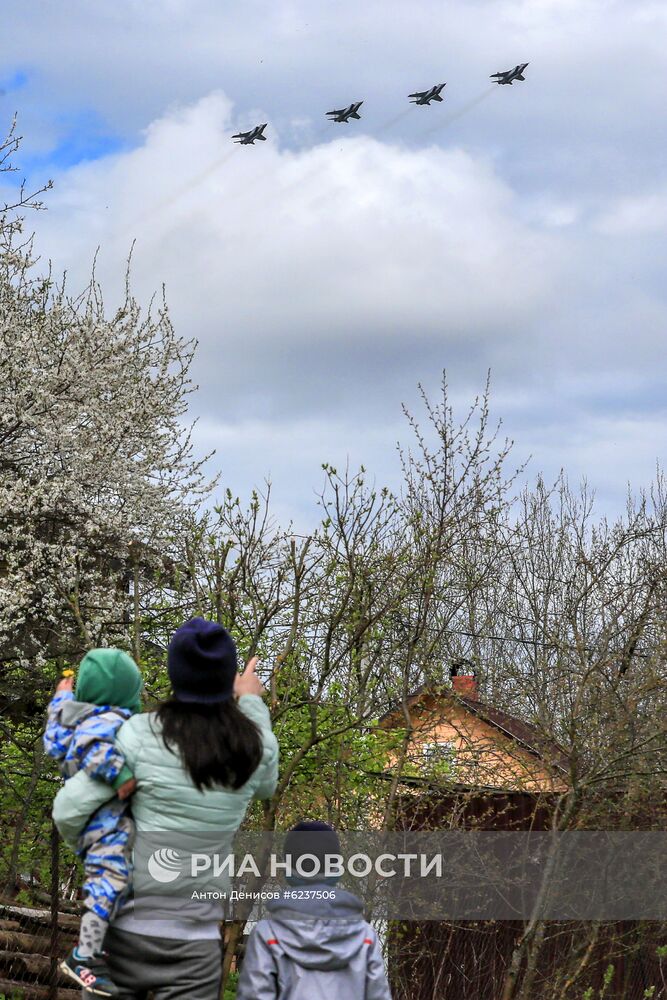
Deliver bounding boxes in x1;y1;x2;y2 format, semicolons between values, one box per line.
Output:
4;741;45;893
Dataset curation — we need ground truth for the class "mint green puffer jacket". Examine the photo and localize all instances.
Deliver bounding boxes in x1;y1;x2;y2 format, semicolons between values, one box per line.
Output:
52;694;278;849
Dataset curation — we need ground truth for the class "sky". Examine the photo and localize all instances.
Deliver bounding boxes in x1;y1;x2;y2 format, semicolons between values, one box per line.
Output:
1;0;666;526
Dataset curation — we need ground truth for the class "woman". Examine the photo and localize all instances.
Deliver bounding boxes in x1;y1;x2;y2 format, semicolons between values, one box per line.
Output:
53;617;278;1000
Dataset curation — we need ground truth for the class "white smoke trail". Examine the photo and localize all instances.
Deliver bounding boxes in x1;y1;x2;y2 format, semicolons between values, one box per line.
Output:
374;106;415;136
118;86;498;245
418;86;497;141
119;147;238;241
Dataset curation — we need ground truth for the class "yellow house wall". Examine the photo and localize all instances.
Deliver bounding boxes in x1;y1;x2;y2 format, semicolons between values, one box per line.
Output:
383;694;568;793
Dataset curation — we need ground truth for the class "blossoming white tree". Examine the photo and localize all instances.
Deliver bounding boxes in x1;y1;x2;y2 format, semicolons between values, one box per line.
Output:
0;123;210;691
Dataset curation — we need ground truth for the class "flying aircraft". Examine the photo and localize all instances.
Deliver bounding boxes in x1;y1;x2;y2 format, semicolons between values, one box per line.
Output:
409;84;446;105
325;102;363;123
490;63;529;85
231;124;268;144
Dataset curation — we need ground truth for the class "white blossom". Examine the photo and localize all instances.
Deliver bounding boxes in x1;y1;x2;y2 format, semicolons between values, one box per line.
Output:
0;126;211;666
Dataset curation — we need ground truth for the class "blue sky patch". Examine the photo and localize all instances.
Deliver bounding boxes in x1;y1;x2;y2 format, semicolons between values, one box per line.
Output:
16;108;127;179
0;69;29;93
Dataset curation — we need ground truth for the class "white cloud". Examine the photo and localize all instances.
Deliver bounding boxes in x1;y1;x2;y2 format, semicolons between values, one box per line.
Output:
3;0;667;518
3;0;667;169
191;413;406;528
189;385;667;530
595;189;667;235
24;92;565;405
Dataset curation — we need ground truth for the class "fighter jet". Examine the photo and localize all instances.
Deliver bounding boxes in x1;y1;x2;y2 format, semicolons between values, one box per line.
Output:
325;102;363;123
490;63;529;85
231;124;268;145
409;84;446;105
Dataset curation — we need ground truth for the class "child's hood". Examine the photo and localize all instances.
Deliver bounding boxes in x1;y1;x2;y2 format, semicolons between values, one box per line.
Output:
75;649;142;712
264;887;370;970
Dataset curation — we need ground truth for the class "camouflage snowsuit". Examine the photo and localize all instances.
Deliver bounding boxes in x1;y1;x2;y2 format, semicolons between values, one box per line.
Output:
44;691;134;920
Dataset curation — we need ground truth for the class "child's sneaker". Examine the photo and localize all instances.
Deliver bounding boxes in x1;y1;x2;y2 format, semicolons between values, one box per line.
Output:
60;948;120;996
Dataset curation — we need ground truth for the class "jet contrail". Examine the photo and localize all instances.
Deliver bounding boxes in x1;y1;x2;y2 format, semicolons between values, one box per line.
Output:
418;86;497;140
374;107;414;136
119;147;238;241
114;85;498;246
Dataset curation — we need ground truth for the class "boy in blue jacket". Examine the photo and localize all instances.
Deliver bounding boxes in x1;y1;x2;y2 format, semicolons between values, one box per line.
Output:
236;821;392;1000
44;648;142;997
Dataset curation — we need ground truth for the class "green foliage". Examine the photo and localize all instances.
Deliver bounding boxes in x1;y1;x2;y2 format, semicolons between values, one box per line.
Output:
601;965;615;995
582;965;615;1000
223;970;239;998
271;667;402;827
0;694;62;894
580;952;666;1000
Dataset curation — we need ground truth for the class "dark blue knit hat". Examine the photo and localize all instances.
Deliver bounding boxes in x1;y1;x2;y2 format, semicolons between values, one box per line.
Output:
167;618;238;704
283;821;341;883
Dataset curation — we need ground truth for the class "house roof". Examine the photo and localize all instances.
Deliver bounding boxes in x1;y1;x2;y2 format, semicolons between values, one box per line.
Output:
378;684;571;774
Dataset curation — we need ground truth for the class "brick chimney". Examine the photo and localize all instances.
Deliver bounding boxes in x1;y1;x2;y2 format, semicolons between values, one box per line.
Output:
450;659;478;700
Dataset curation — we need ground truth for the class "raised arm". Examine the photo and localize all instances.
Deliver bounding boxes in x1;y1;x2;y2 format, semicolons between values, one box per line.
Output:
235;658;279;801
43;689;74;761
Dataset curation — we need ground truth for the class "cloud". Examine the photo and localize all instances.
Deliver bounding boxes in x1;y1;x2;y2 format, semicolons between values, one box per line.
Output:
24;93;565;416
191;413;408;527
595;188;667;235
3;0;667;182
2;0;667;518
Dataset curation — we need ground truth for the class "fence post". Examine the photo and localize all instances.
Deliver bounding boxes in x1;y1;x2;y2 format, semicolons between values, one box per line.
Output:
49;821;60;1000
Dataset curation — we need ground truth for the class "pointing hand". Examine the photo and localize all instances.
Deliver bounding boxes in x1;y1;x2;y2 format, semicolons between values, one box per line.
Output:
234;656;266;698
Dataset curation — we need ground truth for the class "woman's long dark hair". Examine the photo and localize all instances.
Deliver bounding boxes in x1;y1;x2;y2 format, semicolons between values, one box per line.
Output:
157;698;263;791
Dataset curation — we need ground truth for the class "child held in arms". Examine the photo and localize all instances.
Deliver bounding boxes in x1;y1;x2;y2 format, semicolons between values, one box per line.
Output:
44;648;142;998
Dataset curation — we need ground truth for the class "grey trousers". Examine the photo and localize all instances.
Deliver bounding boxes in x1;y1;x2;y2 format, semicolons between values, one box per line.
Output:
103;926;222;1000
